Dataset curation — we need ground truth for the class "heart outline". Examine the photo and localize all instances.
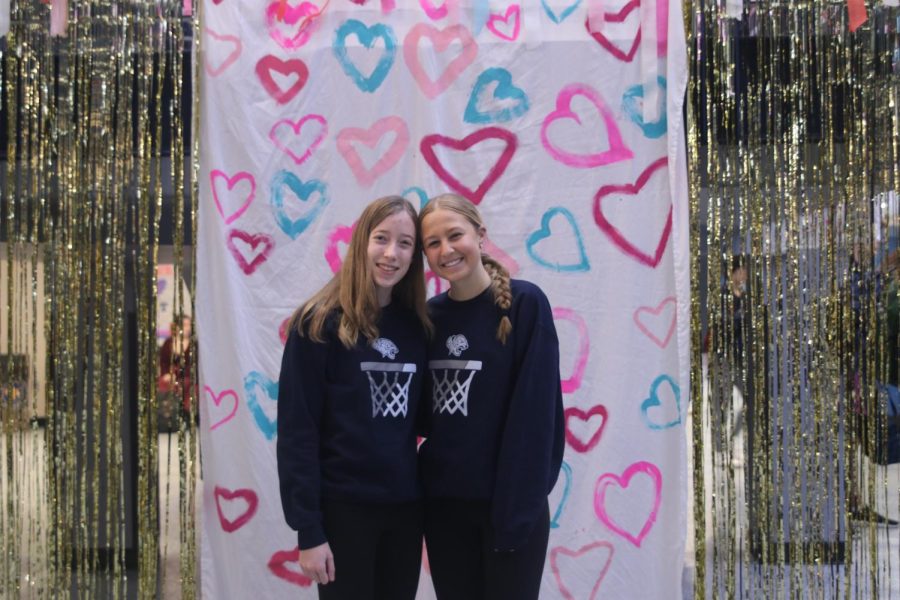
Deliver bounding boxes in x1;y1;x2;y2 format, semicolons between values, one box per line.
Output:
210;170;255;225
204;385;239;431
245;371;279;440
255;56;310;105
325;223;356;273
552;307;589;393
550;460;572;529
585;0;639;62
550;540;614;600
401;186;429;210
633;296;677;348
641;374;681;430
594;460;662;547
526;206;590;272
403;23;478;99
333;19;397;93
203;28;242;77
420;0;453;19
269;171;329;240
420;127;517;205
622;76;668;139
464;67;530;125
226;230;274;275
593;156;671;268
213;485;259;532
265;1;323;50
268;547;314;587
269;114;327;165
486;4;521;41
564;404;607;452
337;116;410;188
541;0;582;23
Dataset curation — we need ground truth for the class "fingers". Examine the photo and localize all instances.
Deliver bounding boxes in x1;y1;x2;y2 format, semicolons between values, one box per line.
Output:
326;553;336;582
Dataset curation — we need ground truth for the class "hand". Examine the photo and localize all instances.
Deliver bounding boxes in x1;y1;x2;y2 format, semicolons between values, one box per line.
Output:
299;542;335;585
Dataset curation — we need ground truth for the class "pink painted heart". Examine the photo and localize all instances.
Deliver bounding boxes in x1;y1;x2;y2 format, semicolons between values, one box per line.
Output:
486;4;521;41
550;541;614;600
593;156;671;268
210;170;255;225
420;127;517;205
255;56;309;105
213;485;259;532
594;460;662;547
403;23;477;99
226;229;275;275
541;83;633;168
552;307;589;393
269;114;327;165
564;404;607;453
351;0;397;10
634;296;677;348
336;116;410;188
585;0;639;62
425;270;445;299
204;385;239;431
279;316;291;345
265;1;324;50
420;0;453;19
203;28;242;76
268;547;313;587
324;223;355;273
483;236;519;276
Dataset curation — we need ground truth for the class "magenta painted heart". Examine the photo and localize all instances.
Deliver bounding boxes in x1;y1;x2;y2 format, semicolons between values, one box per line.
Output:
541;83;633;168
324;223;355;273
204;385;239;431
265;1;323;50
403;23;477;99
550;541;614;600
268;547;313;587
213;485;259;532
486;4;521;41
269;114;327;165
420;0;453;19
420;127;517;205
210;170;255;224
336;116;410;188
585;0;639;62
564;404;607;453
203;28;242;76
634;296;677;348
255;55;309;105
593;157;670;268
226;229;274;275
552;307;589;393
594;461;662;547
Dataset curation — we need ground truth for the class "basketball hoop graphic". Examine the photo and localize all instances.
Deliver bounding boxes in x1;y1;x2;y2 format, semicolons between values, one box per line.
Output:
360;362;417;418
429;360;483;416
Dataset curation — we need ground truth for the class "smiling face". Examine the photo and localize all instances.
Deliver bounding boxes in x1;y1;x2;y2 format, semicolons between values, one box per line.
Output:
368;210;417;306
421;207;488;292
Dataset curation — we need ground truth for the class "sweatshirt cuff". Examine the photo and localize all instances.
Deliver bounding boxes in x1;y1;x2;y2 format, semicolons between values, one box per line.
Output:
297;523;327;550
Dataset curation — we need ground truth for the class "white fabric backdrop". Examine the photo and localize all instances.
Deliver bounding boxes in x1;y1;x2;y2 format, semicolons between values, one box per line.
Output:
196;0;689;597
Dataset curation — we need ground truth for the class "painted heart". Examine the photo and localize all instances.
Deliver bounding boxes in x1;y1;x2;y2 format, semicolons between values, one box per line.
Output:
336;116;409;188
269;170;329;240
268;547;313;587
594;460;662;547
550;460;572;529
420;127;517;205
464;67;529;125
541;83;633;168
213;485;259;533
483;236;519;276
634;296;676;348
550;541;614;600
333;19;397;93
204;385;239;431
325;223;355;273
419;0;453;20
564;404;607;452
244;371;278;440
552;307;589;393
401;186;429;209
641;374;681;430
526;206;589;272
403;23;477;99
210;170;255;225
622;76;667;138
203;28;242;77
265;1;323;50
541;0;582;23
593;156;671;268
269;114;327;165
348;0;396;11
256;56;309;105
227;230;274;275
279;316;291;345
486;4;521;40
425;270;445;299
585;0;639;62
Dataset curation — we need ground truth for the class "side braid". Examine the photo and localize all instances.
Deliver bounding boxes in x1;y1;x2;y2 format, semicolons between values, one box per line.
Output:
482;254;512;343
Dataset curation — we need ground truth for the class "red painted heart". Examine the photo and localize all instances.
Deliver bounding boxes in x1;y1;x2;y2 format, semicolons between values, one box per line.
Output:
213;485;258;532
420;127;517;205
593;157;671;268
255;55;309;105
564;404;607;453
585;0;640;62
267;547;313;587
226;229;275;275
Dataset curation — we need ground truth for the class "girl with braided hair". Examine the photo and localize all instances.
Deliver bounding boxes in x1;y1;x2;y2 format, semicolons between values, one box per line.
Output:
418;193;565;600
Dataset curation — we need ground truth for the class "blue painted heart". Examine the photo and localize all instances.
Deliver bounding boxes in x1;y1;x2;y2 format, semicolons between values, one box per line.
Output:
541;0;582;23
550;461;573;528
622;76;667;139
526;206;590;272
640;374;681;430
269;170;329;240
401;186;429;210
464;67;530;124
333;19;397;93
244;371;279;440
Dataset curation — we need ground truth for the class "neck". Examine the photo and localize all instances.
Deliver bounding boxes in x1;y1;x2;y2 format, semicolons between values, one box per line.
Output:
448;269;492;301
377;289;392;307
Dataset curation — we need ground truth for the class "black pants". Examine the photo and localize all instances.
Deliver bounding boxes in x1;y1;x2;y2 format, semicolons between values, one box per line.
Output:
424;499;550;600
318;499;423;600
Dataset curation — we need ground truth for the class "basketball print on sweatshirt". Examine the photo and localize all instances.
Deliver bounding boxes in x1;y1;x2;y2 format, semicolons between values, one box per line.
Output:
361;337;416;418
430;334;482;416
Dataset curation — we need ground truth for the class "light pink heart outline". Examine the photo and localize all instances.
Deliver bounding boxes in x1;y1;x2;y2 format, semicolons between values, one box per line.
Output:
403;23;478;99
204;385;239;431
269;114;327;165
336;116;410;188
593;156;671;268
550;541;615;600
552;307;589;393
203;28;242;77
265;1;323;50
634;296;677;348
324;223;356;273
213;485;259;532
564;404;607;453
594;460;662;547
486;4;521;41
419;0;453;19
483;236;519;276
210;170;255;225
541;83;633;168
226;229;275;275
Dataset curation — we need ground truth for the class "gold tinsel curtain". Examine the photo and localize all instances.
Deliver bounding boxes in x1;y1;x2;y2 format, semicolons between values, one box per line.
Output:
689;0;900;598
0;1;198;599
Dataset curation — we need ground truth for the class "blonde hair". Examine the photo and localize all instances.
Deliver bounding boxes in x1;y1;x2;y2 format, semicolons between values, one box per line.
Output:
290;196;432;347
419;193;512;343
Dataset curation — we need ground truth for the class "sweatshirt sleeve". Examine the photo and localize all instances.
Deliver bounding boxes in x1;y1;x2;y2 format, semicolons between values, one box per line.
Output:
490;289;564;551
276;326;329;549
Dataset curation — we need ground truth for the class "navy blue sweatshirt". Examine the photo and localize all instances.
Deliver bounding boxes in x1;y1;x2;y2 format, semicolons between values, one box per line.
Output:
277;303;427;549
420;279;565;551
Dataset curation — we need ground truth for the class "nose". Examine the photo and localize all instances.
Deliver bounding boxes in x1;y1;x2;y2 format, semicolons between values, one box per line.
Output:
383;241;397;258
439;239;452;256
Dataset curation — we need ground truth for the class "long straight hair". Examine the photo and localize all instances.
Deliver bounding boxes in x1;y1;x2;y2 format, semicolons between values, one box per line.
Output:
290;196;432;347
419;193;512;343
